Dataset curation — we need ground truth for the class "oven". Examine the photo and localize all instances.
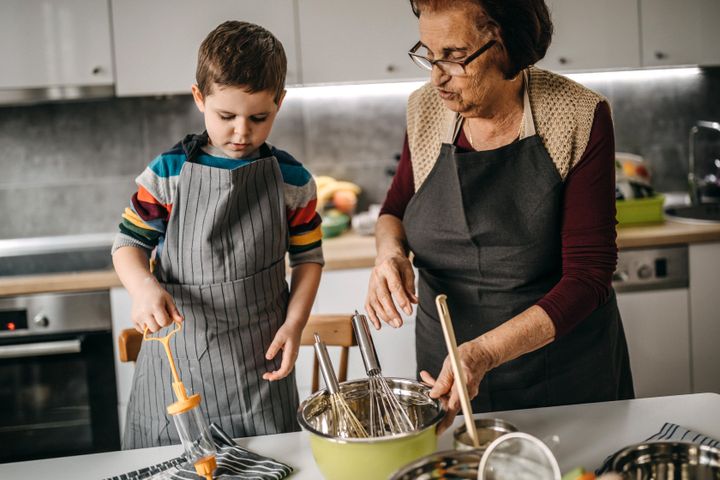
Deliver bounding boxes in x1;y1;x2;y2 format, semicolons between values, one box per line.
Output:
0;290;120;463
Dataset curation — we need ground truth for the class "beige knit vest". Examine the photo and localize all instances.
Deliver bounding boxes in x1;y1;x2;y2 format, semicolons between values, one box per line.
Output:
406;66;604;190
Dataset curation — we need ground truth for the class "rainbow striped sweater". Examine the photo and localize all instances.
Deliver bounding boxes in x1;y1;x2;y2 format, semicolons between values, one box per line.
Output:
112;140;323;268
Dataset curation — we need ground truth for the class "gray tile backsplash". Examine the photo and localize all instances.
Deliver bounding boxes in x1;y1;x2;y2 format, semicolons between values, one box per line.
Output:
1;67;719;239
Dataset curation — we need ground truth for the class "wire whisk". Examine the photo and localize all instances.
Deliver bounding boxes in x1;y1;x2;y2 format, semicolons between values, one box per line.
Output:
352;311;415;437
313;333;368;439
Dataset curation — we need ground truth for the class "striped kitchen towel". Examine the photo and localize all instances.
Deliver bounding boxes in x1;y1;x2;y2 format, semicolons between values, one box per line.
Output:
596;422;720;475
104;424;292;480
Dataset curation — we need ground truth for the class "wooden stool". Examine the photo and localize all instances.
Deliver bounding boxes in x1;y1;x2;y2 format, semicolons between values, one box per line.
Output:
117;313;357;393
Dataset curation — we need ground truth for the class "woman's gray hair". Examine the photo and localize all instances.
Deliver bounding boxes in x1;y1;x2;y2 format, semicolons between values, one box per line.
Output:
409;0;553;79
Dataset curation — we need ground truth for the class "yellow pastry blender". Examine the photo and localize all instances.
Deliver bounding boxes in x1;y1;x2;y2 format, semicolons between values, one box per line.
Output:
143;322;217;480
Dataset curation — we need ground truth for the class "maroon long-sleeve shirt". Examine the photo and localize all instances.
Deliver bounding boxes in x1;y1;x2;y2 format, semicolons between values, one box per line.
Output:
380;101;617;337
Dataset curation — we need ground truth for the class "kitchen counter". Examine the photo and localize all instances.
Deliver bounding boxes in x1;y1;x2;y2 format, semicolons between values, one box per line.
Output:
2;219;720;297
1;393;719;479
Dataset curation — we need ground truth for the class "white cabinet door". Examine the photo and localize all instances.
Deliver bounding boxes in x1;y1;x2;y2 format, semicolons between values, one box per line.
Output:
689;242;720;393
110;287;134;436
111;0;299;96
617;288;691;398
539;0;640;72
641;0;720;67
0;0;114;89
297;0;425;84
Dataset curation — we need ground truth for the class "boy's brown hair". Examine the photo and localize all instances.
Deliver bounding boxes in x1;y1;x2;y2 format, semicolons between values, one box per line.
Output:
196;20;287;103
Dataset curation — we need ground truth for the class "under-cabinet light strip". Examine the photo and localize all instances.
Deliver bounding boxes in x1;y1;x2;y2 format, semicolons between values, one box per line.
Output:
285;67;701;99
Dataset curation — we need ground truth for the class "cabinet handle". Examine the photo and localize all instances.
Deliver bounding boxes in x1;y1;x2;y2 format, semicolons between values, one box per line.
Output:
386;64;396;73
92;66;103;75
558;57;568;65
655;51;667;60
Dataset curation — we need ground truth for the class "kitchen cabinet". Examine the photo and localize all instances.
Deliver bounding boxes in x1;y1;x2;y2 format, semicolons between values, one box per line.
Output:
111;0;300;96
540;0;640;72
689;242;720;393
296;0;425;84
640;0;720;67
616;288;692;398
0;0;114;89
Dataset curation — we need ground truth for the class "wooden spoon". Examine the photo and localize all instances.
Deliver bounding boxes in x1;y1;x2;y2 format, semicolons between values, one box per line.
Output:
435;294;480;448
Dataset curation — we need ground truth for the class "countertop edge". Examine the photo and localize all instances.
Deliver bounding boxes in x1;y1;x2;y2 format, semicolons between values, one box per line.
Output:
3;220;720;297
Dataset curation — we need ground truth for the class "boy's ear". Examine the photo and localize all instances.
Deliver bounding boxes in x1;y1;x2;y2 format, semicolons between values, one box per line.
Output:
276;89;287;110
191;84;206;112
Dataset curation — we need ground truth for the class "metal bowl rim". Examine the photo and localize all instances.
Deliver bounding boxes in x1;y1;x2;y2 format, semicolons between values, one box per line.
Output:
296;376;446;443
453;417;519;439
388;448;484;479
609;440;720;470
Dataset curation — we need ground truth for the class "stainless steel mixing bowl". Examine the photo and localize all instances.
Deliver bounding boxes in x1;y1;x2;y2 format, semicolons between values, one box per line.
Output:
608;441;720;479
389;448;483;480
297;377;445;480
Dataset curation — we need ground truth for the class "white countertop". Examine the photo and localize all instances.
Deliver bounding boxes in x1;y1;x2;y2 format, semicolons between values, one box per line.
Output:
3;393;719;479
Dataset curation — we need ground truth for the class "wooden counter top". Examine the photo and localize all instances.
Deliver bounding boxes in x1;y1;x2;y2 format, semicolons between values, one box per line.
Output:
617;219;720;248
2;219;720;297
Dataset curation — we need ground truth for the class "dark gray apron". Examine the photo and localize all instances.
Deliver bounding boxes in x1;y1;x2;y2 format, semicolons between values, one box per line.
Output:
123;139;299;449
403;114;634;413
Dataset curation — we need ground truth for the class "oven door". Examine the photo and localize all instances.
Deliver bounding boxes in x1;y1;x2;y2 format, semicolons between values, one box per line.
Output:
0;331;120;463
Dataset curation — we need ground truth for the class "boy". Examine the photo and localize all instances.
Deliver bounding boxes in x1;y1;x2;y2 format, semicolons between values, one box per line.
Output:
112;21;323;448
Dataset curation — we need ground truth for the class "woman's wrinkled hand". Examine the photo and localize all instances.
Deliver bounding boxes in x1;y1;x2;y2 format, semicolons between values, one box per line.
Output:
419;339;494;434
263;321;303;381
365;252;417;329
130;278;183;333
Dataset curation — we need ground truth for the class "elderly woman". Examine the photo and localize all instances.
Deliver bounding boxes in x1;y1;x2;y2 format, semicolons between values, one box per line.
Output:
365;0;634;418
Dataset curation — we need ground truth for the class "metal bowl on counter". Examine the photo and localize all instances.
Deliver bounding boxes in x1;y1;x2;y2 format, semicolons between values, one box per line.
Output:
607;441;720;479
297;377;445;480
389;448;483;480
453;418;518;451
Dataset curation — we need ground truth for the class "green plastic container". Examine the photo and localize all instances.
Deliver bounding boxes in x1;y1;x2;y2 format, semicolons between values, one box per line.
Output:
616;194;665;226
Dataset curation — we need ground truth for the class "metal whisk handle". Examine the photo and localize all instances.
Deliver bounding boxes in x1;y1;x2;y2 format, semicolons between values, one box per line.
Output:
352;311;381;375
313;333;341;395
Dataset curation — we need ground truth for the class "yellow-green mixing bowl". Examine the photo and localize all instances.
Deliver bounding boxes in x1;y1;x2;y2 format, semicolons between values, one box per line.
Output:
297;377;445;480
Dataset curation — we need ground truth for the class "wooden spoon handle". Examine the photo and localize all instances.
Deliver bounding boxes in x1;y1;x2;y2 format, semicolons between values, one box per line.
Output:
435;294;480;448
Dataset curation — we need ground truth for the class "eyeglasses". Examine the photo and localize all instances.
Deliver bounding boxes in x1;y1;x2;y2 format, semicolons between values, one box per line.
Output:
408;39;497;76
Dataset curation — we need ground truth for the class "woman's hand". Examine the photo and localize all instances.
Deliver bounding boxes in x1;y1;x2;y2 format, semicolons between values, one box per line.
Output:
419;338;495;434
365;252;418;329
130;277;183;333
263;321;303;381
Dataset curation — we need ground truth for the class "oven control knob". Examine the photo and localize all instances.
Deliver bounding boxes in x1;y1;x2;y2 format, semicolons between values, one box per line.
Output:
33;314;49;327
637;264;653;280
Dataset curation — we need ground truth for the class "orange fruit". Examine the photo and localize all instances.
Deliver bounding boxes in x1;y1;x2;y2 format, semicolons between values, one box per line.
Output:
332;190;357;214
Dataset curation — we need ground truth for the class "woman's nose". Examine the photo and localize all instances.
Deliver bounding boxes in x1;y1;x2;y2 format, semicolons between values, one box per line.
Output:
431;65;451;85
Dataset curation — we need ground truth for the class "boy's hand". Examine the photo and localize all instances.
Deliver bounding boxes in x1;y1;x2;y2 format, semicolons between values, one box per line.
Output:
263;321;303;381
130;277;183;333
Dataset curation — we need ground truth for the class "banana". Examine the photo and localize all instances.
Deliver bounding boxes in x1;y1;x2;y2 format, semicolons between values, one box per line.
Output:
314;175;335;190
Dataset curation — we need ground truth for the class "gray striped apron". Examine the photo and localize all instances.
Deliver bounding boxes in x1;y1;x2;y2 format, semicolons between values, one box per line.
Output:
123;140;299;449
404;112;634;413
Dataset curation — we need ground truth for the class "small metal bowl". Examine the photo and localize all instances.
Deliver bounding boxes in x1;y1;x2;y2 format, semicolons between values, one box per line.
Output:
608;441;720;479
389;448;483;480
453;417;519;451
